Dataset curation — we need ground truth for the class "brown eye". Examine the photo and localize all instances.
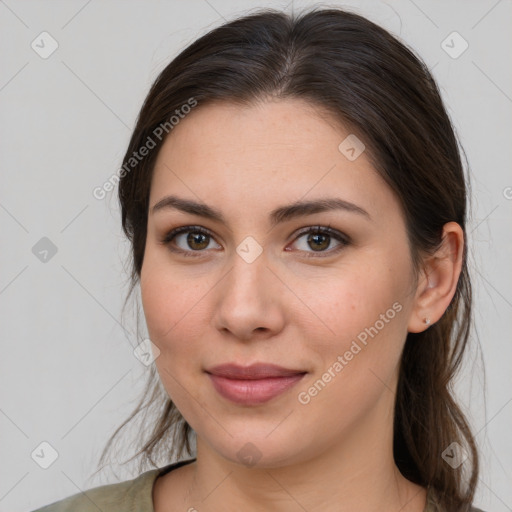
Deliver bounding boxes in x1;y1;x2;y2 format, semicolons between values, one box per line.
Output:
162;225;349;259
289;226;349;257
185;232;210;250
161;226;221;257
306;232;331;251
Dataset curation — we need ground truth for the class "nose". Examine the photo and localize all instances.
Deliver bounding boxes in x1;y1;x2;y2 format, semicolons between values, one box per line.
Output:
212;249;286;342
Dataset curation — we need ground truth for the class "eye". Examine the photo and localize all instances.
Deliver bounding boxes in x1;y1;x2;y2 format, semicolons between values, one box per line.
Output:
161;226;221;257
160;224;349;258
287;225;349;257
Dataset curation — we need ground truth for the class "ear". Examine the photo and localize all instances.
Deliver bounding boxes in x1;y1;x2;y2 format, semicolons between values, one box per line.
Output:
407;222;464;333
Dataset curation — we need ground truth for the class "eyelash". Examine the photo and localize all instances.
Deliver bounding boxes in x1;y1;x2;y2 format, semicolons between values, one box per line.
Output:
160;224;350;259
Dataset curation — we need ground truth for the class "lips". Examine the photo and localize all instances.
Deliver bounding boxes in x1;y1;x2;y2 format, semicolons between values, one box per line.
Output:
205;363;307;405
206;363;306;379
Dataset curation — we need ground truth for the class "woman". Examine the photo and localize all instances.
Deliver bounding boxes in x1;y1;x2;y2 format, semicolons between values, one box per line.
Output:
33;6;485;512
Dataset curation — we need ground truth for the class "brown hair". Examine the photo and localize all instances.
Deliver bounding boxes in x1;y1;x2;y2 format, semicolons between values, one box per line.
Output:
98;6;479;510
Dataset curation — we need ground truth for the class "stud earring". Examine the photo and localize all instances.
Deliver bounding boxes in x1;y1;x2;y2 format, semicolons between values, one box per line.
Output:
424;317;431;325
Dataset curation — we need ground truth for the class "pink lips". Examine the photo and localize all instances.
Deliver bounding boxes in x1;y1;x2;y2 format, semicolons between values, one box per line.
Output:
205;363;306;405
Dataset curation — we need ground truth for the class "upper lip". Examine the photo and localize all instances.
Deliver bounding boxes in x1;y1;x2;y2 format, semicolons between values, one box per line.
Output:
206;363;306;380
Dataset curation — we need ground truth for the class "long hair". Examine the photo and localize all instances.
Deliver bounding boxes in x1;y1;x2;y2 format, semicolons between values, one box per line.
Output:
98;7;478;511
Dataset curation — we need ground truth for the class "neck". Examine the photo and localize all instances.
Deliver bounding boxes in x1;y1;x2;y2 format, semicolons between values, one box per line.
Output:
184;392;426;512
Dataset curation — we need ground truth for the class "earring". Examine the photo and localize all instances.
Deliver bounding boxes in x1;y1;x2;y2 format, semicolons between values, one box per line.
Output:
424;317;431;325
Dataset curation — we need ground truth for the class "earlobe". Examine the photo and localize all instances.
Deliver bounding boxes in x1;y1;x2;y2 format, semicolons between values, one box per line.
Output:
407;222;464;333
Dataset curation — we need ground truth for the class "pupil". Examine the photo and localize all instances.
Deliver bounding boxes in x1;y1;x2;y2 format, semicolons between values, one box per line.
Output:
309;233;328;251
188;232;208;250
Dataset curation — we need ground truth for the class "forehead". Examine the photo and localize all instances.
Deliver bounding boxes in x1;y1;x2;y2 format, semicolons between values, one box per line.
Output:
150;98;400;224
157;98;351;160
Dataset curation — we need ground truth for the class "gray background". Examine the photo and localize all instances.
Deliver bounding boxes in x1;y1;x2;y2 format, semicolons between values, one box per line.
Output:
1;1;511;511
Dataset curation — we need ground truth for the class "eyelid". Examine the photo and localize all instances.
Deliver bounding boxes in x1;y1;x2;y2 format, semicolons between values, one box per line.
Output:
292;224;348;242
161;225;212;244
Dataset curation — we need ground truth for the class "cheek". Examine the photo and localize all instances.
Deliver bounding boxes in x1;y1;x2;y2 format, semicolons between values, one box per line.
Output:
301;257;410;386
294;272;407;420
309;261;406;336
140;250;205;348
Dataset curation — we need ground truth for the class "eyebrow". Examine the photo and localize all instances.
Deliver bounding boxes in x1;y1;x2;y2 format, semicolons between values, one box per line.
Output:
151;194;371;227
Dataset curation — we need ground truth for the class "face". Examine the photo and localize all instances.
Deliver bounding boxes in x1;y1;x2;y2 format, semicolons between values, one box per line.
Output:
140;98;418;468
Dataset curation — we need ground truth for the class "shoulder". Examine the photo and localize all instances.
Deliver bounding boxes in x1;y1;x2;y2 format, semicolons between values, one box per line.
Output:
29;466;162;512
425;487;488;512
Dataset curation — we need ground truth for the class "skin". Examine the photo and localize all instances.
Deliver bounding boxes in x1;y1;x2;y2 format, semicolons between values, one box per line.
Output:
141;98;464;512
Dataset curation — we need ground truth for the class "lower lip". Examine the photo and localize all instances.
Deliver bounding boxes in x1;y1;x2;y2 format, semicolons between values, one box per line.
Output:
207;373;306;405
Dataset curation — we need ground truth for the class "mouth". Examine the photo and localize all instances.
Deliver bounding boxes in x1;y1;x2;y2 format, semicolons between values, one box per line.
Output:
205;363;307;405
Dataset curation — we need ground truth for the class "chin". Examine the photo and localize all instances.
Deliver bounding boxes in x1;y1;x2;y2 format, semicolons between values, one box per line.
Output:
200;432;313;470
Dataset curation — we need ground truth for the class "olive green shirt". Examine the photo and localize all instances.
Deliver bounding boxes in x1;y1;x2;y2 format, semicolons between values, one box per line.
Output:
31;458;485;512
